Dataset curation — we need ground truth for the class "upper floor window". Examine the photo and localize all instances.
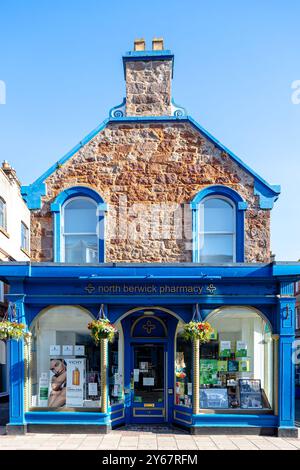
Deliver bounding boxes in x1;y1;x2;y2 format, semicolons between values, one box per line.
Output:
0;197;7;230
190;186;247;263
62;197;98;263
199;197;235;263
21;221;29;252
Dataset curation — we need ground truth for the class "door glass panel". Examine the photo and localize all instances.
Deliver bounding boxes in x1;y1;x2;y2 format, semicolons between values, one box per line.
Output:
133;345;164;404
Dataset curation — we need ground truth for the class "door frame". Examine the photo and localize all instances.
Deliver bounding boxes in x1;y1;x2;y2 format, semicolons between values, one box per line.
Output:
129;339;168;424
122;311;178;425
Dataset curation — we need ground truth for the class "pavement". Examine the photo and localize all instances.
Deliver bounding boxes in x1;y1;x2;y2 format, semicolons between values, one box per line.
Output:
0;425;300;450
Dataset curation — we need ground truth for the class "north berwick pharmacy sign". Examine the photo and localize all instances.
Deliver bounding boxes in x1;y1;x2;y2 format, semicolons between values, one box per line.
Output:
84;282;217;296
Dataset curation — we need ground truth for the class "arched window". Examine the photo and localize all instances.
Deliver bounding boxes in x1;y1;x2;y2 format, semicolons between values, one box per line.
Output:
50;186;107;263
190;186;247;263
200;307;273;411
29;306;101;410
62;197;98;263
199;197;235;263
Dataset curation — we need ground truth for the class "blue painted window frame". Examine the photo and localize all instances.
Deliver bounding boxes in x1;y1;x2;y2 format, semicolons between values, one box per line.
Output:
50;186;108;263
190;186;247;263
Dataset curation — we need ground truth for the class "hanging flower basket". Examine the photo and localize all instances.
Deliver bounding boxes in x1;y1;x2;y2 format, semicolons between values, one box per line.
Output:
88;318;117;344
0;320;31;342
182;321;214;344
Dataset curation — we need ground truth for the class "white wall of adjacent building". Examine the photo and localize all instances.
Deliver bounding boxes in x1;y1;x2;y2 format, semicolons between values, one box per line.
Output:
0;162;30;261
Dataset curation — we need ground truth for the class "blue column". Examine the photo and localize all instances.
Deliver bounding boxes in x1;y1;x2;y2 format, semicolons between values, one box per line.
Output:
277;282;297;436
7;295;27;433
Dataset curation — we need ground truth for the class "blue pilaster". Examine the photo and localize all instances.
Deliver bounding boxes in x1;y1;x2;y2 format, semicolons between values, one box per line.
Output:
7;295;26;431
277;282;296;433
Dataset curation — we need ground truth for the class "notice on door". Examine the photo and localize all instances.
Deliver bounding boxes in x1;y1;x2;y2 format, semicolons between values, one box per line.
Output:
143;377;154;386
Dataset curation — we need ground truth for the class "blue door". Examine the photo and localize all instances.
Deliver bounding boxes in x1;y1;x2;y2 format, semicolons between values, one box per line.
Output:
130;342;168;423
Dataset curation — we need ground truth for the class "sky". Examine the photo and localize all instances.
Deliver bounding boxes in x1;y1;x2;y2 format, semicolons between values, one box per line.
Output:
0;0;299;260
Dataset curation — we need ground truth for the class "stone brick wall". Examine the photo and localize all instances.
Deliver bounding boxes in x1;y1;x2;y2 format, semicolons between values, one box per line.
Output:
125;60;172;116
30;121;271;263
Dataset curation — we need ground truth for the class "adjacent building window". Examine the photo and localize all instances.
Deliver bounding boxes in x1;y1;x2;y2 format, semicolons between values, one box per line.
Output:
21;221;29;252
199;197;235;263
29;306;101;410
62;197;98;263
0;197;7;230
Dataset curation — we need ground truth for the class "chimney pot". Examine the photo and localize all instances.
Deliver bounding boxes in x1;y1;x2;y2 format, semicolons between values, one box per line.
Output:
152;37;164;50
134;38;146;51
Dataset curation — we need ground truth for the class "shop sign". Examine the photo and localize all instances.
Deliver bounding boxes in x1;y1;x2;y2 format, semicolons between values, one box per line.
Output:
84;282;217;296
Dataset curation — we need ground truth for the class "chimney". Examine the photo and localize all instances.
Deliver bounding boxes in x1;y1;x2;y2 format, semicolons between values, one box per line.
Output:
134;38;146;51
123;38;174;116
1;160;20;186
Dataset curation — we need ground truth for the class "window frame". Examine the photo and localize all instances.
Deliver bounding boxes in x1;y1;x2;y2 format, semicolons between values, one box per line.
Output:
198;195;236;263
21;221;29;253
0;197;7;231
190;186;247;263
50;186;107;263
61;196;99;263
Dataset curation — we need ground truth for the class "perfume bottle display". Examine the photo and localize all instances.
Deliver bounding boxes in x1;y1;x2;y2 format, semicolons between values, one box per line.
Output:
72;367;80;386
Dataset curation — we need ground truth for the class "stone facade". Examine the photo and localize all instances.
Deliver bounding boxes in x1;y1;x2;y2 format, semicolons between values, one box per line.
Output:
125;60;172;116
30;121;271;263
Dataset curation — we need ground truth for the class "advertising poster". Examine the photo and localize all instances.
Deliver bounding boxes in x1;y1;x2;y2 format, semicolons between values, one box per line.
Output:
66;358;85;407
48;358;67;408
200;359;218;385
39;373;49;406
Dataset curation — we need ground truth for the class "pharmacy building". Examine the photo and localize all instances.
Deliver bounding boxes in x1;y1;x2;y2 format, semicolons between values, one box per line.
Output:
1;39;300;436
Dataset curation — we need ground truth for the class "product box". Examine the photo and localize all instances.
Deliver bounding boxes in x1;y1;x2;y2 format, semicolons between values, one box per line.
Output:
219;341;231;358
239;360;250;372
217;360;228;372
236;341;248;358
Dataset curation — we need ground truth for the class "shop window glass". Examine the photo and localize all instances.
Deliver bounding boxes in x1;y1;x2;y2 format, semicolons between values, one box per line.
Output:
29;306;101;410
108;331;124;405
199;308;273;411
62;197;98;263
199;197;235;262
175;326;192;407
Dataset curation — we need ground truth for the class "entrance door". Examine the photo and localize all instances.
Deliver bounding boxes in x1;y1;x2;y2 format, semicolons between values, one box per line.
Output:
130;343;167;423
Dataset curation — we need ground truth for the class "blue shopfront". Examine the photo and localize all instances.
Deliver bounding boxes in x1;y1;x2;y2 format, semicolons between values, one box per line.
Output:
1;262;300;436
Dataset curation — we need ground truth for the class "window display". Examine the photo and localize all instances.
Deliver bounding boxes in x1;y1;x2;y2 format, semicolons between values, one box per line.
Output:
199;307;273;411
108;332;124;405
175;327;192;407
29;306;101;410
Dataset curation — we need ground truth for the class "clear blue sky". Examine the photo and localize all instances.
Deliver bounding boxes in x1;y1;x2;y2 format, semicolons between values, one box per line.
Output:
0;0;299;260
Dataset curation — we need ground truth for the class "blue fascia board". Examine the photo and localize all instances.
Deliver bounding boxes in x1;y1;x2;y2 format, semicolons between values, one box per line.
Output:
21;115;280;210
1;261;299;282
122;50;174;78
